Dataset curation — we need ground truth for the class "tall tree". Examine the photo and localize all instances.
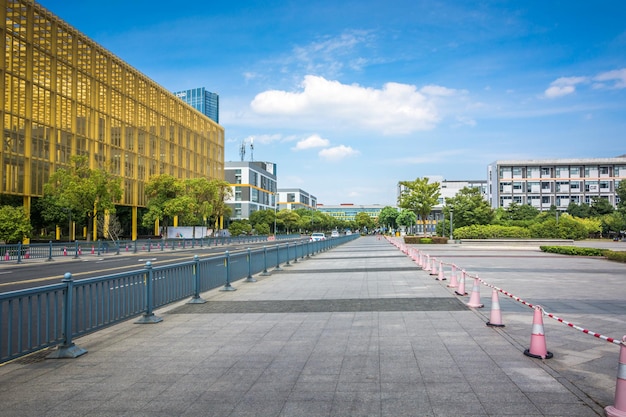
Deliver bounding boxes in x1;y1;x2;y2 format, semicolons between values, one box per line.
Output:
377;206;399;232
43;155;122;241
616;180;626;214
277;210;300;234
0;205;32;243
142;174;181;237
444;186;493;228
398;177;441;235
354;212;374;231
396;209;417;232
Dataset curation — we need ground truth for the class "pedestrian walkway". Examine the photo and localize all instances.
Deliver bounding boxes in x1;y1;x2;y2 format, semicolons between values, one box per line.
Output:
0;235;622;416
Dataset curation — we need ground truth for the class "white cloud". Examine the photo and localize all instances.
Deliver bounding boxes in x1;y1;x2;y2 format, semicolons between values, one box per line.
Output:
544;76;588;98
250;75;459;135
593;68;626;89
293;134;330;150
318;145;359;161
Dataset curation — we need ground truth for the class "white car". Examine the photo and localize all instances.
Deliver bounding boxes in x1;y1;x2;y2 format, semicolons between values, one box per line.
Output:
310;233;326;241
331;230;340;238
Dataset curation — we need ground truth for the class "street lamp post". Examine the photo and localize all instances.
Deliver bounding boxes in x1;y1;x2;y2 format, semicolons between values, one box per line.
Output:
449;208;454;241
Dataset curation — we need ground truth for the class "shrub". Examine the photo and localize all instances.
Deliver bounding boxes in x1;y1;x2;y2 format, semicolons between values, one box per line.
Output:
419;238;433;244
539;246;607;256
454;224;531;239
605;251;626;263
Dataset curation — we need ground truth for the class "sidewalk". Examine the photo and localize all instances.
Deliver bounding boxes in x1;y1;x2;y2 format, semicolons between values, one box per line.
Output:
0;235;622;416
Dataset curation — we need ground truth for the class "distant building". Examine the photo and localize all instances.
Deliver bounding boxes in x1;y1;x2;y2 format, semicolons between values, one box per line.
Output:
174;87;219;123
316;204;386;222
277;189;317;211
224;161;277;220
488;157;626;211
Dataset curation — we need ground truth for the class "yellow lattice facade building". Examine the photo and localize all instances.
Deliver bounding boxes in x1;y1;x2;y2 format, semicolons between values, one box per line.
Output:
0;0;224;240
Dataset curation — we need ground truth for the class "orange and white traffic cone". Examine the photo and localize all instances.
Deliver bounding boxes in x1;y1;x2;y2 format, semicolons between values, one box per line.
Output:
447;265;458;288
4;251;9;261
486;289;505;327
63;247;67;256
605;336;626;417
524;306;553;359
466;277;484;308
454;270;467;296
91;245;95;254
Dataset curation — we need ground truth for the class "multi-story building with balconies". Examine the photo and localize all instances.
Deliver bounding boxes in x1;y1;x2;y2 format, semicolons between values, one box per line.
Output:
277;188;317;211
488;157;626;211
224;161;277;220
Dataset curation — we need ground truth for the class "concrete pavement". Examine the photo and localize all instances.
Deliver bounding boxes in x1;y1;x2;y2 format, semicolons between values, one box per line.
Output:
0;235;624;416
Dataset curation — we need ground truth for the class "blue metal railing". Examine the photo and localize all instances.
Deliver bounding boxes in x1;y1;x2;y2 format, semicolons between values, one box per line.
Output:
0;234;299;264
0;234;358;362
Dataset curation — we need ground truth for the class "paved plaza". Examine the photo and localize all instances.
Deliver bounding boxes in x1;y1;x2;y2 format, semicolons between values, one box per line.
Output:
0;235;624;416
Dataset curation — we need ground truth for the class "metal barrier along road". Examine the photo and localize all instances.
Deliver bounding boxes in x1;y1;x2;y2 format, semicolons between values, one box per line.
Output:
0;234;299;264
0;234;359;363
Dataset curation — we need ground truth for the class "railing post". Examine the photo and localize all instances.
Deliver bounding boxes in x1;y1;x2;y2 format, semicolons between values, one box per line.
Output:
292;242;299;263
273;243;283;271
97;239;101;256
134;239;138;254
116;241;120;255
220;251;236;291
47;240;54;261
260;246;270;276
135;261;163;323
16;242;22;264
245;248;256;282
47;272;87;359
284;243;291;267
188;255;206;304
148;238;152;252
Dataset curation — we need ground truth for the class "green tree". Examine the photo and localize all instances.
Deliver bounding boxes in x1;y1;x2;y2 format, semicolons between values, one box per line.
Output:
377;206;399;232
589;197;614;216
617;180;626;214
43;155;122;241
207;180;233;235
254;222;271;235
601;211;626;236
444;187;493;228
354;212;374;232
142;174;182;237
396;209;417;232
249;209;276;233
0;205;32;243
398;177;440;235
277;210;300;233
566;202;590;218
504;202;540;221
228;220;252;236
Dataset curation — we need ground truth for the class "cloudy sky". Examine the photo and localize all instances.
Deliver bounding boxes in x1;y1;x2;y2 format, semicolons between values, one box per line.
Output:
39;1;626;205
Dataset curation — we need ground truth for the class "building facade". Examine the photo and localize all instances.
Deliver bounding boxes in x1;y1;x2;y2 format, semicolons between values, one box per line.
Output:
277;188;317;211
488;157;626;211
0;0;225;240
224;161;277;220
173;87;219;123
316;204;385;222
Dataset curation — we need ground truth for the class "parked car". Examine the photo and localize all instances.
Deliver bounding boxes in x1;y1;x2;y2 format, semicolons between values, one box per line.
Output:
331;230;340;238
310;232;326;241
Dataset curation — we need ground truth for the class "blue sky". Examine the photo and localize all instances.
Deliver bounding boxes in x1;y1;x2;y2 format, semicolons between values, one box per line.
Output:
38;1;626;205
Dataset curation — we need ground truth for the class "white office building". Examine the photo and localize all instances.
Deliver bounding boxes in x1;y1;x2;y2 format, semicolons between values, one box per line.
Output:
277;188;317;211
488;156;626;211
224;161;277;220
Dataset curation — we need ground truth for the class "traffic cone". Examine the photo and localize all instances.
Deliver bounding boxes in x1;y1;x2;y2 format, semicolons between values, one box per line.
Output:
4;251;9;261
63;247;67;256
91;245;95;254
429;258;438;276
466;277;484;308
486;289;505;327
524;306;553;359
78;246;82;255
605;336;626;417
454;270;467;296
424;255;432;273
24;250;29;259
447;265;458;288
437;261;446;281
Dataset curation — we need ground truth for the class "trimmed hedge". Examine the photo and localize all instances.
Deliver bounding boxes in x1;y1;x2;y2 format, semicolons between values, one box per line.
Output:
454;225;531;239
403;236;448;244
539;245;607;256
606;251;626;263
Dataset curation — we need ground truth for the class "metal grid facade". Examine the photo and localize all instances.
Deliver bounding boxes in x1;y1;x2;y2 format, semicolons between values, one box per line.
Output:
0;0;224;213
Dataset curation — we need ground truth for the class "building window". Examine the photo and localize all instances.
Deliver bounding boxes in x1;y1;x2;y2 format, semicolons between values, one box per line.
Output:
512;167;522;178
541;182;551;191
541;167;551;177
600;166;610;176
570;167;580;177
570;181;580;190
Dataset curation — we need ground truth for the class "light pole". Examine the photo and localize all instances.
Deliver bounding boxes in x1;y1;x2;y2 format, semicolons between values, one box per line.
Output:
449;208;454;241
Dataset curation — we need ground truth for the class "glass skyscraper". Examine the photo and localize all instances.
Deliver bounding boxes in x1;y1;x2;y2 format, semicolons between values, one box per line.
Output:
174;88;219;123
